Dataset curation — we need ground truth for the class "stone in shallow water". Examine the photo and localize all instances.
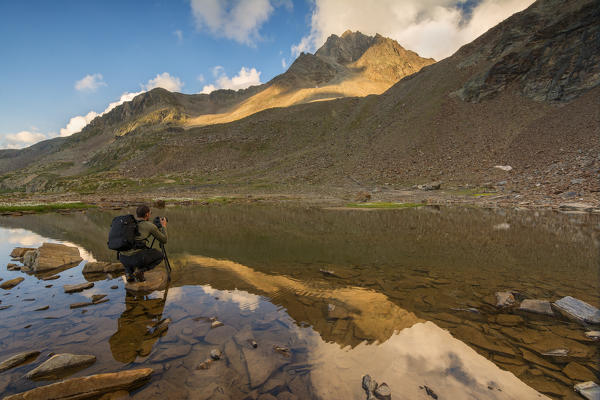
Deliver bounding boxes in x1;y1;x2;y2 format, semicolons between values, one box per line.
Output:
519;299;554;315
64;282;94;293
125;269;167;292
83;262;124;274
574;381;600;400
495;292;516;308
25;243;82;272
0;277;24;290
562;362;597;382
585;331;600;340
0;351;40;372
25;353;97;380
10;247;35;258
4;368;153;400
70;302;93;309
553;296;600;324
374;382;391;400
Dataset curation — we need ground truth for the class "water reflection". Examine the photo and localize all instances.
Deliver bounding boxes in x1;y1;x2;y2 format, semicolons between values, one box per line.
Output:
109;291;168;363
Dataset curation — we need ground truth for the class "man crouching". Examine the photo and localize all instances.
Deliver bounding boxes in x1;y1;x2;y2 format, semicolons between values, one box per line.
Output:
119;205;167;283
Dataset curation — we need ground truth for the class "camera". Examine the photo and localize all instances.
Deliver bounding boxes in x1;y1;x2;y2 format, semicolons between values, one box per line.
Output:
153;216;168;229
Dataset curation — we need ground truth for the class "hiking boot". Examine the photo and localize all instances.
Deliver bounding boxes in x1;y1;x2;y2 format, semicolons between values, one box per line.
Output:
126;274;135;283
133;269;145;282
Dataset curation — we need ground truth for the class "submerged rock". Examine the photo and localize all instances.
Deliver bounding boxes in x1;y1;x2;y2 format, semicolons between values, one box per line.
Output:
362;375;377;400
70;302;93;309
0;277;25;290
64;282;94;293
125;268;167;292
374;383;391;400
0;350;40;372
495;291;516;308
574;382;600;400
24;243;82;272
553;296;600;324
211;320;224;329
25;353;97;380
5;368;153;400
519;299;554;316
562;362;597;382
209;349;222;360
10;247;35;259
7;263;20;271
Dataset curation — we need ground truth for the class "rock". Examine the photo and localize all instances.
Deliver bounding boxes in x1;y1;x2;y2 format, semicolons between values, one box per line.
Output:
125;268;167;292
418;181;441;191
542;349;569;357
25;353;97;380
562;362;597;382
242;341;290;388
519;299;554;316
362;375;377;400
0;277;25;289
495;291;516;307
210;349;222;360
494;165;513;171
10;247;35;258
374;383;391;400
0;305;12;310
34;305;49;311
574;381;600;400
111;285;118;289
553;296;600;324
354;191;371;202
585;331;600;340
23;251;36;268
4;368;153;400
424;385;438;399
559;203;595;212
0;351;40;372
64;282;94;293
196;358;213;370
24;243;82;272
70;302;93;309
92;294;107;303
83;262;124;274
211;320;224;329
496;314;523;327
249;339;258;348
273;345;290;357
7;263;20;271
42;275;60;281
319;269;337;277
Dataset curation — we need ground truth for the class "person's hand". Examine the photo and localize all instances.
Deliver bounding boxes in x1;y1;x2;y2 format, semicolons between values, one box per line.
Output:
160;217;167;228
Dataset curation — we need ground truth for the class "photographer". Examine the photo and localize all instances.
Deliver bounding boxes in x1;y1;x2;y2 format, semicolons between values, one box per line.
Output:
119;205;167;283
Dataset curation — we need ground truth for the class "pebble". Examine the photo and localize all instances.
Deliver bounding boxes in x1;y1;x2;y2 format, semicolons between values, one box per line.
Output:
211;320;224;329
34;305;49;311
64;282;94;293
209;349;222;360
495;291;516;307
374;383;391;400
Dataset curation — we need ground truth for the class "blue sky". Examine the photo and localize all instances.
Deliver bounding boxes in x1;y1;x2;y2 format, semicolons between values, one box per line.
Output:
0;0;534;149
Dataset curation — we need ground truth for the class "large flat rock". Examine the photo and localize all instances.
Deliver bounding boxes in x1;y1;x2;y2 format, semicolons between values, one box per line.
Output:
0;351;40;373
64;282;94;293
553;296;600;324
10;247;35;259
4;368;153;400
125;268;167;293
519;299;554;316
0;277;24;290
82;262;124;275
25;353;96;380
24;243;83;272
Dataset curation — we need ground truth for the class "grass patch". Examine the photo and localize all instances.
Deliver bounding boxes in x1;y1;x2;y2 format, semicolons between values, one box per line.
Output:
345;202;424;209
472;193;497;197
0;202;95;213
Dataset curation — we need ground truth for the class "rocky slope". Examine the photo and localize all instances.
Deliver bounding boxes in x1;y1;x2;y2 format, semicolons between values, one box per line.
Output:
0;0;598;201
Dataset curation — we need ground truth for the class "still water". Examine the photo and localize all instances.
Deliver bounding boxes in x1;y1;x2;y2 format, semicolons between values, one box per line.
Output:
0;205;598;399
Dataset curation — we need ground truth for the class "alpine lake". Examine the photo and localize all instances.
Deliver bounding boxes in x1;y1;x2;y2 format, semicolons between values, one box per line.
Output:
0;204;598;400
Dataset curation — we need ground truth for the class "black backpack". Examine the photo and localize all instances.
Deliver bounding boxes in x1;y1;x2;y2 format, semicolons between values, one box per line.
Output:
107;215;139;252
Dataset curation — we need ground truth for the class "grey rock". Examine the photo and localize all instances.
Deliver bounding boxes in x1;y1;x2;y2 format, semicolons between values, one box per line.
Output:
553;296;600;325
542;348;569;357
362;375;377;400
495;291;516;308
374;383;391;400
64;282;94;293
0;277;25;290
25;353;96;380
0;351;40;372
519;299;554;316
418;181;441;191
210;349;222;360
584;331;600;340
574;381;600;400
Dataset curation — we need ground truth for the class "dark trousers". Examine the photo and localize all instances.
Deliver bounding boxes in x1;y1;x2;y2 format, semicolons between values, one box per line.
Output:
119;248;164;275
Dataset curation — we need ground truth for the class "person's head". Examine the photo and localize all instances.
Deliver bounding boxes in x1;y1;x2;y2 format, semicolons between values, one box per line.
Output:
136;205;151;220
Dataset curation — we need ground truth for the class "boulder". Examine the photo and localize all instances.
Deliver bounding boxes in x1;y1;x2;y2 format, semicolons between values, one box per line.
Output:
24;243;82;272
83;262;124;275
374;383;392;400
10;247;35;259
553;296;600;325
0;351;40;372
418;181;441;191
574;382;600;400
125;268;167;293
4;368;153;400
495;291;516;308
25;353;97;380
64;282;94;293
0;277;25;290
519;299;554;316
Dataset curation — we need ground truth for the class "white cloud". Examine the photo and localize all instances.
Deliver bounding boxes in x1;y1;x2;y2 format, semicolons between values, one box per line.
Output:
60;111;99;137
292;0;535;60
281;58;287;69
173;29;183;42
75;73;106;92
142;72;184;92
201;66;262;94
3;130;48;149
190;0;278;46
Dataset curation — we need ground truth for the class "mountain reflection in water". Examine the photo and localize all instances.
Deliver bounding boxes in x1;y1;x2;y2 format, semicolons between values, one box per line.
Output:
0;205;596;399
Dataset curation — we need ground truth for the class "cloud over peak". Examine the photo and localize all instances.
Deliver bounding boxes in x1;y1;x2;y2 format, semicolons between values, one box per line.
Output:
142;72;184;92
201;66;262;94
75;73;106;92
